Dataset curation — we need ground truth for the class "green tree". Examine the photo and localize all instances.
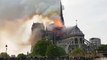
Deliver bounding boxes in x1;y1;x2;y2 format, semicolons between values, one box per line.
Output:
46;44;66;57
31;38;66;57
0;52;10;58
97;45;107;53
70;48;86;57
31;39;52;57
58;47;66;56
17;53;26;60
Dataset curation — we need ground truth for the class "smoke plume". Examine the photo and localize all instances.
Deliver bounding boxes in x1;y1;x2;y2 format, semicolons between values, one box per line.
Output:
0;0;61;55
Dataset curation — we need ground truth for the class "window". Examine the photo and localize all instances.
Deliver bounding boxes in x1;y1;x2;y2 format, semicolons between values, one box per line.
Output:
80;38;83;44
75;38;78;44
72;41;73;44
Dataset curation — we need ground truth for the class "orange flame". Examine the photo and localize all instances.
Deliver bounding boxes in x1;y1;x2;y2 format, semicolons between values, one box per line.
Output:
54;18;63;29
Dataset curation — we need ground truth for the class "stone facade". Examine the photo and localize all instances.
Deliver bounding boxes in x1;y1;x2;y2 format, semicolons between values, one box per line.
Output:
89;38;101;49
56;25;86;53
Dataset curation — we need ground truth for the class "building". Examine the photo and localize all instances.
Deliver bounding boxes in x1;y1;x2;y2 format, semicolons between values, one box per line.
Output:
30;1;100;53
56;25;87;53
55;25;101;53
90;38;101;48
31;23;100;53
31;23;44;32
31;23;45;46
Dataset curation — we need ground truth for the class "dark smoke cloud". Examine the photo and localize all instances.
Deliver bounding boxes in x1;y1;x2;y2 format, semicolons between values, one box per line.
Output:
0;0;60;20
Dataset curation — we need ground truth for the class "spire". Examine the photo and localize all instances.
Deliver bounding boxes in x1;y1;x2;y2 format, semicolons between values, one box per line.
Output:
60;1;64;25
75;20;78;26
5;45;8;53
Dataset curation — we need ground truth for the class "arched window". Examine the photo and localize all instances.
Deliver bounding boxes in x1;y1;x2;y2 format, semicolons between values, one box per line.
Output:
80;38;83;44
75;38;78;44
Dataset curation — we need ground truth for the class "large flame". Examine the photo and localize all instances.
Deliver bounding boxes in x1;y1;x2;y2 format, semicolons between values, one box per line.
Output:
54;18;63;29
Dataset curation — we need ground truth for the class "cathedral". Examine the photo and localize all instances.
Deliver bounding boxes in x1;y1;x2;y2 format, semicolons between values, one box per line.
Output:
31;22;101;54
31;1;101;54
56;25;86;53
56;24;101;53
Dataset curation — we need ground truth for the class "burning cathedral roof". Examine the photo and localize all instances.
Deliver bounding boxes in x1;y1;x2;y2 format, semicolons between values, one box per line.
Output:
64;25;84;37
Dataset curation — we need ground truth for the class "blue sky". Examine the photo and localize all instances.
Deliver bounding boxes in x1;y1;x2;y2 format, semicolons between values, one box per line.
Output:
62;0;107;44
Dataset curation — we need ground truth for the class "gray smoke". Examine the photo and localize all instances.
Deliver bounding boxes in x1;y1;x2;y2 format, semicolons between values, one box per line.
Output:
0;0;61;55
0;0;60;20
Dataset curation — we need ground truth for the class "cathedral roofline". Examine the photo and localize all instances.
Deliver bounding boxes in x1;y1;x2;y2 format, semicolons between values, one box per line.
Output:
65;25;84;37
